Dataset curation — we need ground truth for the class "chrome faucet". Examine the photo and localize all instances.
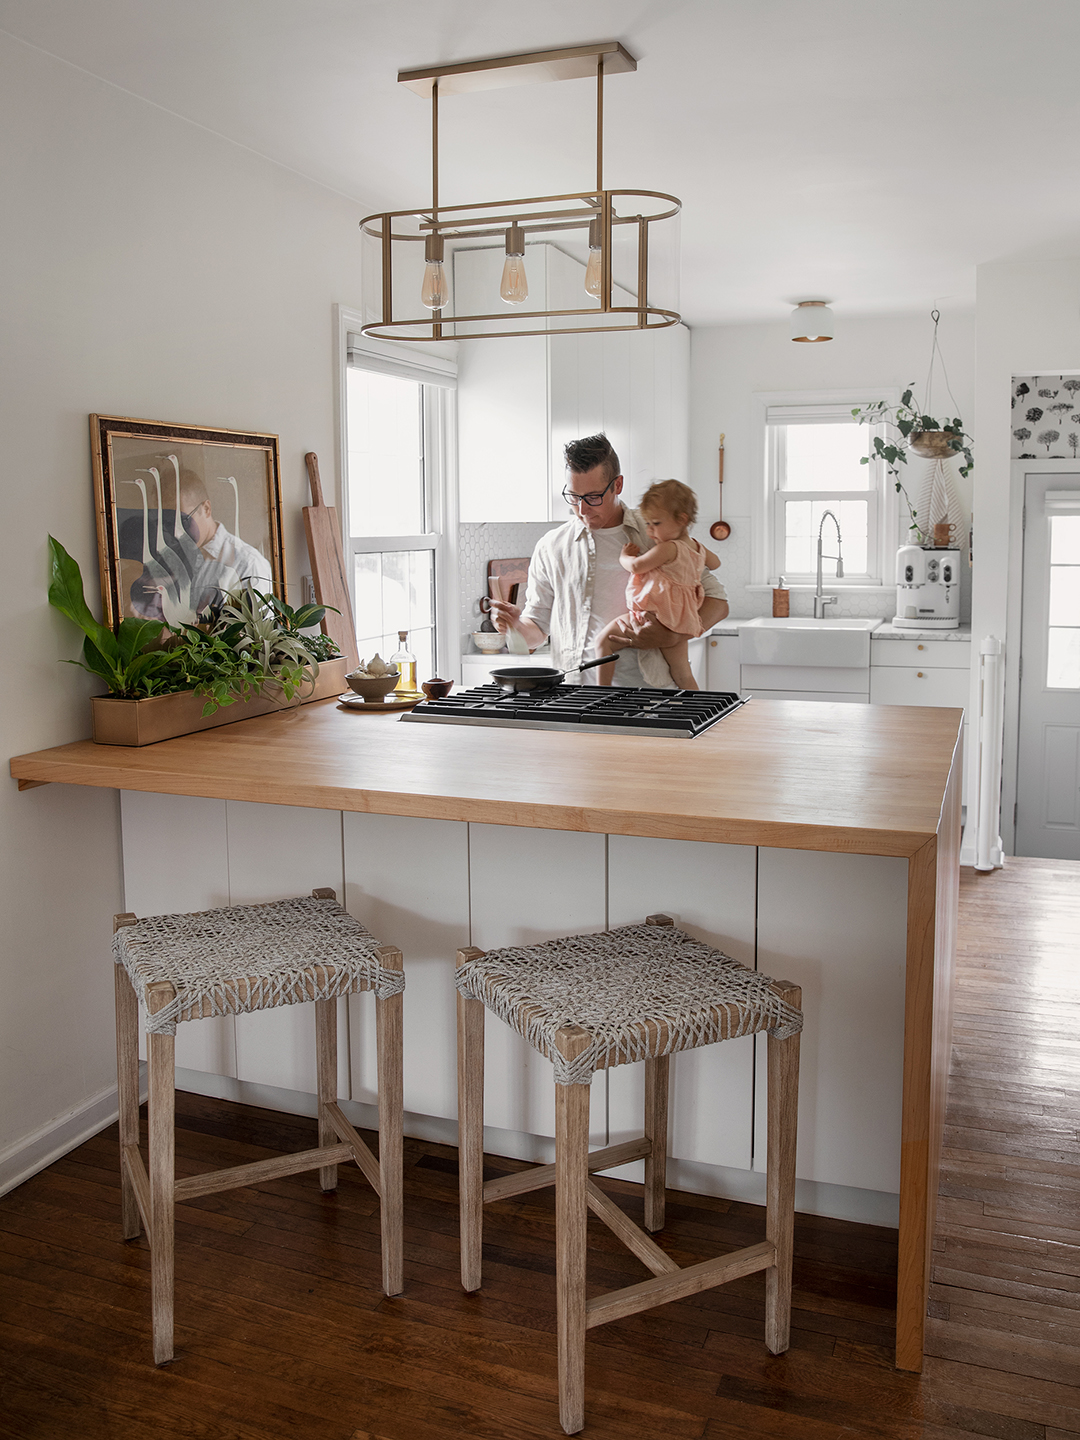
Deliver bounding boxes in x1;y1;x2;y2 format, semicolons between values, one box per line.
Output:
814;510;844;618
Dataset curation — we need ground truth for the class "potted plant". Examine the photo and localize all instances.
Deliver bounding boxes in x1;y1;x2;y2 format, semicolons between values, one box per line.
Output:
48;537;348;745
852;387;974;543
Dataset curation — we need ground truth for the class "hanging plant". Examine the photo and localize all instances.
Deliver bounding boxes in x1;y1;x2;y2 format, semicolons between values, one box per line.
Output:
851;310;974;541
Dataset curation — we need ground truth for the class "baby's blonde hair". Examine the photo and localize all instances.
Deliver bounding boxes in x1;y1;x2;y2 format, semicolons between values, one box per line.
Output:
639;479;698;526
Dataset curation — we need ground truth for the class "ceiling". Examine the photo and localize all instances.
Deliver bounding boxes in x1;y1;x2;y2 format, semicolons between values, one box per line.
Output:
4;0;1080;326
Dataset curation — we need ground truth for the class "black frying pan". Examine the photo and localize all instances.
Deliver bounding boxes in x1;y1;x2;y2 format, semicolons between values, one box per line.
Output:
489;655;615;694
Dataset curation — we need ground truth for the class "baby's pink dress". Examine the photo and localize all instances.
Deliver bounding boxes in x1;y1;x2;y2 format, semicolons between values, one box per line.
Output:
627;537;706;637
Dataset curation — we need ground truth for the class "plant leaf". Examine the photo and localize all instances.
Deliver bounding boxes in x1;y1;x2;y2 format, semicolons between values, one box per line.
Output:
48;536;120;661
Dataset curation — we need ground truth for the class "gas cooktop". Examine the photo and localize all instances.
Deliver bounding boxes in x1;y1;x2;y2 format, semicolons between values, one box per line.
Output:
401;684;748;738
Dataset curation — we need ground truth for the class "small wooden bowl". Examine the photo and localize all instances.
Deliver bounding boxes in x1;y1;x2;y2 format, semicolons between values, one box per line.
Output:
422;678;453;700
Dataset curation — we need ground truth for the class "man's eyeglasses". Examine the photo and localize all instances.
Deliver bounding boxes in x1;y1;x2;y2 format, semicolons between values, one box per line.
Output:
561;477;617;508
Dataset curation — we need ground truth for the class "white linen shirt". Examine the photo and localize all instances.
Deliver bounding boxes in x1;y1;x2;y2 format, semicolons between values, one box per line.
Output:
520;506;727;689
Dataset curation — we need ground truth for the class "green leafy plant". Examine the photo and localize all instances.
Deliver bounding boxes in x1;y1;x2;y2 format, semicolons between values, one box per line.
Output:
47;537;182;698
852;388;975;540
175;587;332;714
48;540;340;715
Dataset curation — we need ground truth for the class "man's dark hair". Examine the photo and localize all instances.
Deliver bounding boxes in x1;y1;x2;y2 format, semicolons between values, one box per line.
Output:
564;433;620;482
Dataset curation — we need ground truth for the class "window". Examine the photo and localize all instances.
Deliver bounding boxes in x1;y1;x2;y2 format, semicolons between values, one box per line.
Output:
344;335;456;681
753;394;896;588
1047;510;1080;689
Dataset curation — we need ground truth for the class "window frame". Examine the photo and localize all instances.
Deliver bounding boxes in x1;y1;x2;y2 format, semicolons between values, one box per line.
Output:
751;389;900;590
335;308;458;681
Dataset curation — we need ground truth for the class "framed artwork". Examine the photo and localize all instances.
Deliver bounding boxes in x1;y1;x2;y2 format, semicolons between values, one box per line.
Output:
90;414;286;629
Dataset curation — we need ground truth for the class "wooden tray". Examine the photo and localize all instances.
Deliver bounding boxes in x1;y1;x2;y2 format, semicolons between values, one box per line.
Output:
336;693;422;712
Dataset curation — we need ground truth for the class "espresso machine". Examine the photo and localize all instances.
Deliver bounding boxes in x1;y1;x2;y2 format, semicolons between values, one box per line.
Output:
894;545;960;629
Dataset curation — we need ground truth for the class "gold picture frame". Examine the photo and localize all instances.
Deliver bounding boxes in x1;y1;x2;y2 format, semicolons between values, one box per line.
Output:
90;414;286;629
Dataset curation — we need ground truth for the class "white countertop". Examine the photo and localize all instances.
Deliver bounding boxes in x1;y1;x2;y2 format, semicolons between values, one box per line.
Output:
709;620;971;643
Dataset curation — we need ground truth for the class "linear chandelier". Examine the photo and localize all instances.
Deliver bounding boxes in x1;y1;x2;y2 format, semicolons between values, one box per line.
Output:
358;42;682;342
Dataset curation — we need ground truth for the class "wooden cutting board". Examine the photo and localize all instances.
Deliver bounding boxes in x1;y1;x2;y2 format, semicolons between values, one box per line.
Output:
303;452;359;671
486;557;531;609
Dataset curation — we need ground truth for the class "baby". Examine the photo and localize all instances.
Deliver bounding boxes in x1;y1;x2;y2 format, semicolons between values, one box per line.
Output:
595;479;721;691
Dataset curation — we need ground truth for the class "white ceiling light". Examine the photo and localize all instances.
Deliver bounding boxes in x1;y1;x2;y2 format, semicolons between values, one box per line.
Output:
359;42;682;342
791;300;835;343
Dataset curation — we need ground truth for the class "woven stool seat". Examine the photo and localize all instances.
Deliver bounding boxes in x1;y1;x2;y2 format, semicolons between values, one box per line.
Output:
455;923;802;1085
113;894;405;1034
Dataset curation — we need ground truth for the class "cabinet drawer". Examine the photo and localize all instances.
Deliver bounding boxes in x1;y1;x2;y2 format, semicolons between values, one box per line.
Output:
871;639;971;670
870;667;969;709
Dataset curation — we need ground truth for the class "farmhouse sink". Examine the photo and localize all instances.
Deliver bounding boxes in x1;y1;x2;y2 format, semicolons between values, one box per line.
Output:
738;617;882;667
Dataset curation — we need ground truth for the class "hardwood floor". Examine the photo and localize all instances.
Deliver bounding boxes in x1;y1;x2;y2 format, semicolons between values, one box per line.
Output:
1;858;1077;1439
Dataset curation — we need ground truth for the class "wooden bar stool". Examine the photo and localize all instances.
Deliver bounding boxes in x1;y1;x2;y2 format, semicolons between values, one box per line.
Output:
113;887;404;1364
456;914;802;1435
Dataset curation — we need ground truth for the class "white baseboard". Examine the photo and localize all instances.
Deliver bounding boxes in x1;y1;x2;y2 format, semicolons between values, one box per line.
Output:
0;1068;147;1199
176;1068;899;1231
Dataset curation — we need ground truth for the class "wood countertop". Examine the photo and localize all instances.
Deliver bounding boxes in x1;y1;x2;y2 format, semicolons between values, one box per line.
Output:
11;697;963;855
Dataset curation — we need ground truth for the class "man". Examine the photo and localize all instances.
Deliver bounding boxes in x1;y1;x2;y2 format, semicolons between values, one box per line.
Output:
129;471;272;624
489;433;728;687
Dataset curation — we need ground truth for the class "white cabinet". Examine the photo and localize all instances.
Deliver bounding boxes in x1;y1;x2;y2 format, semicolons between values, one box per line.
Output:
870;638;970;805
456;242;690;523
706;634;740;692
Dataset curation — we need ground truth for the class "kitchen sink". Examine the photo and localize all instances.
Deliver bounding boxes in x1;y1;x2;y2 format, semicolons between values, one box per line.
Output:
738;617;882;667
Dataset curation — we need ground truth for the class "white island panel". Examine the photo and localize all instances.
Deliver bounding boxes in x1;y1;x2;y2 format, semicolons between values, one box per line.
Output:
757;847;908;1197
226;801;345;1095
343;812;469;1119
469;823;608;1146
607;836;757;1171
120;790;236;1078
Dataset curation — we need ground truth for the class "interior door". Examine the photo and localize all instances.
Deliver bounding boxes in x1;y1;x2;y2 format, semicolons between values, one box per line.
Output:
1015;475;1080;859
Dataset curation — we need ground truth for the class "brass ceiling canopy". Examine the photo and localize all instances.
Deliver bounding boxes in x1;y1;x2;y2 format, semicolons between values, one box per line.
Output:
358;42;682;343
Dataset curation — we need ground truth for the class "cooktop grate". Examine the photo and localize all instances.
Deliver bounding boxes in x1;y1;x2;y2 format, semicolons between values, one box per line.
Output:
401;684;748;738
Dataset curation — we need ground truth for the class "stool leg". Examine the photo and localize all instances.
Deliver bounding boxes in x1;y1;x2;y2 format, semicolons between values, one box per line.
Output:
457;987;485;1293
553;1023;594;1437
375;948;404;1298
114;962;142;1240
555;1076;590;1436
315;998;339;1192
643;1055;669;1233
147;1026;175;1364
765;983;801;1356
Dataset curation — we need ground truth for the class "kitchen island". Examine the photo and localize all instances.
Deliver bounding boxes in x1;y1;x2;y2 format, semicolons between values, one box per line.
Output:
11;696;961;1371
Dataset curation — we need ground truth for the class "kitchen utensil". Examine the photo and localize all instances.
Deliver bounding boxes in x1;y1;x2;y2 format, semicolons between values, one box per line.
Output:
303;452;360;670
488;655;615;693
489;575;529;655
345;668;401;702
421;677;454;700
710;434;731;542
486;557;530;606
472;630;506;654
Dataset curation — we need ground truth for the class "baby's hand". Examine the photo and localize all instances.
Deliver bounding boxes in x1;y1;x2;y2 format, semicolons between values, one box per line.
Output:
622;542;640;558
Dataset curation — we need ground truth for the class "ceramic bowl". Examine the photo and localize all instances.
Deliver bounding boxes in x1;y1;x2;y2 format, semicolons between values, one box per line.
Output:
422;678;454;700
345;669;400;703
472;630;506;654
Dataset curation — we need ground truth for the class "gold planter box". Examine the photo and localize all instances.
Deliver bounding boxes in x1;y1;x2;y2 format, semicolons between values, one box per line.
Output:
90;657;349;746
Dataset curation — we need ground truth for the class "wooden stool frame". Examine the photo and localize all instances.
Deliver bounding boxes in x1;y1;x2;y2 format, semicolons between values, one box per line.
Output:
114;887;404;1365
456;914;801;1435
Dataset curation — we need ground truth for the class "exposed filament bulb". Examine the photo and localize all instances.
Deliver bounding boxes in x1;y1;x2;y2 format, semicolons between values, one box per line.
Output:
421;232;448;311
500;224;529;305
584;216;603;298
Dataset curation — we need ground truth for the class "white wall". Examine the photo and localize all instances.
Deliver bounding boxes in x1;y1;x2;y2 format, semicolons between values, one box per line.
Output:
0;33;371;1184
688;312;976;618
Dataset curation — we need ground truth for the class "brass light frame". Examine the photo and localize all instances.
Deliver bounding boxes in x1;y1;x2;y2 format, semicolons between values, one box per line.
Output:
359;42;682;342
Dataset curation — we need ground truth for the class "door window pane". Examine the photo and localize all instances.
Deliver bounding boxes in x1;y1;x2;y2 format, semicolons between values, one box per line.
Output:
354;550;434;680
347;369;424;537
1050;514;1080;564
780;423;870;491
1048;565;1080;626
1047;628;1080;689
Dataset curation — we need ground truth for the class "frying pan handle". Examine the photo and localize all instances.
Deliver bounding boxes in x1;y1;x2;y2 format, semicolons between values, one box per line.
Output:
574;655;617;674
